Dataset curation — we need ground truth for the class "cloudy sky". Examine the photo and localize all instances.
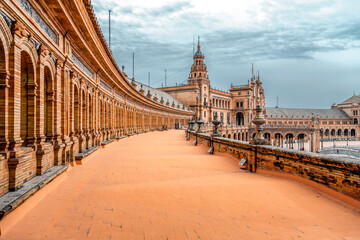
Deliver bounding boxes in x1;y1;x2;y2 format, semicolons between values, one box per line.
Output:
92;0;360;108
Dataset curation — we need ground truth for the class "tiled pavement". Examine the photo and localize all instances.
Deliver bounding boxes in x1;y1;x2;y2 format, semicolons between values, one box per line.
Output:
1;130;360;239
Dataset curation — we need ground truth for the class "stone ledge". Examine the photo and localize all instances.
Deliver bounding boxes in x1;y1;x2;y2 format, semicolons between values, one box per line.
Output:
0;165;68;221
116;136;126;140
101;139;115;146
74;146;99;161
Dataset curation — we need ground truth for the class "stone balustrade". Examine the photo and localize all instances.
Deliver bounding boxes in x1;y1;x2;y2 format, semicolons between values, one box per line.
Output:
187;131;360;200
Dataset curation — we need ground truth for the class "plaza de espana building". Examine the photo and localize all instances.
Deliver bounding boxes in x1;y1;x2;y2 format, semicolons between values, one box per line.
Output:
159;39;360;152
0;0;359;198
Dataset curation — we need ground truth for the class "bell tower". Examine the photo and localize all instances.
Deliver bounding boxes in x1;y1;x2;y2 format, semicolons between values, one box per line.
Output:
187;37;209;85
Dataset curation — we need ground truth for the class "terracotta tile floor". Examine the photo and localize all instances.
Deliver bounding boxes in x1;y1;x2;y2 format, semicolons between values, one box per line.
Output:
1;130;360;239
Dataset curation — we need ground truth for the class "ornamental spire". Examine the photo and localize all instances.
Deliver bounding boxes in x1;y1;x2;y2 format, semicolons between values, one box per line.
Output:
197;36;200;51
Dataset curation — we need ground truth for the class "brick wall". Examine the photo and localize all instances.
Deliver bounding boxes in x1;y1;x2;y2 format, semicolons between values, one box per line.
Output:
189;131;360;200
0;155;8;195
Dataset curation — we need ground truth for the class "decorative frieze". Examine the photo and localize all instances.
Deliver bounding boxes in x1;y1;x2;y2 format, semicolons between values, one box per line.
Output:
72;54;94;78
99;80;111;92
16;0;58;42
115;92;124;100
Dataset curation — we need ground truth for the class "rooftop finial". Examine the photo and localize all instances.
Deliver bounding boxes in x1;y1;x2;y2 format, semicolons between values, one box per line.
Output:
197;36;200;51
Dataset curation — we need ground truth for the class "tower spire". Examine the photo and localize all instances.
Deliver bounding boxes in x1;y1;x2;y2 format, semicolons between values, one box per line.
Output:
197;36;200;51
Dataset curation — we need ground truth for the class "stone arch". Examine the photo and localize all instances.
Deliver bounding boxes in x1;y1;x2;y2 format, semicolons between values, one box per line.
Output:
350;129;356;137
344;129;349;136
236;112;245;125
238;132;241;140
285;133;295;149
337;129;342;136
233;133;237;140
274;133;283;147
228;134;231;139
20;50;37;146
43;65;54;139
73;84;80;133
264;132;271;142
0;18;12;145
297;133;306;151
0;15;13;72
324;129;330;137
331;129;336;136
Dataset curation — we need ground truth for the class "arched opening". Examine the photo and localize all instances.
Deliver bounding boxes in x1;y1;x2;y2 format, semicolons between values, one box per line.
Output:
351;129;356;137
264;133;270;142
344;129;349;136
228;134;231;139
325;129;329;137
297;134;305;151
222;134;226;138
44;66;53;139
236;112;245;126
354;118;358;124
81;90;86;132
20;51;34;146
241;132;244;141
274;133;283;147
331;129;335;137
285;133;294;149
233;133;237;140
337;129;342;137
0;40;5;145
88;94;93;130
238;132;241;140
74;85;80;133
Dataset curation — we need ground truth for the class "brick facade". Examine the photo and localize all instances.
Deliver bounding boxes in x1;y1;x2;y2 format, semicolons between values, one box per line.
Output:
0;0;192;197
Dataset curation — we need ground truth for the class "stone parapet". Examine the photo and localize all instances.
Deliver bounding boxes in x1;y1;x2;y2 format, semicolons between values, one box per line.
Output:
188;131;360;200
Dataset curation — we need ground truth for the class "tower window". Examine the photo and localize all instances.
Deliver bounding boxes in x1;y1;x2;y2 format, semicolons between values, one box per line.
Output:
199;73;202;77
194;73;196;77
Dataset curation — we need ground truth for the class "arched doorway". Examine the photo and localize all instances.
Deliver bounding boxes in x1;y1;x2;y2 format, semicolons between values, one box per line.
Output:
74;85;80;133
297;134;306;151
285;133;294;149
44;66;53;140
264;133;270;142
331;129;335;137
351;129;356;137
20;51;35;146
274;133;283;147
236;112;245;125
325;129;329;137
337;129;342;137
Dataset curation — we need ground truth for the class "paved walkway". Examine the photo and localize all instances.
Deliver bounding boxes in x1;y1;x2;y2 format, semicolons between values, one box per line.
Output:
1;130;360;239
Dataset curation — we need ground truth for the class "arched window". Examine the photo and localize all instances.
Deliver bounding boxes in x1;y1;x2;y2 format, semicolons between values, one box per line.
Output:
351;129;356;137
354;118;358;124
